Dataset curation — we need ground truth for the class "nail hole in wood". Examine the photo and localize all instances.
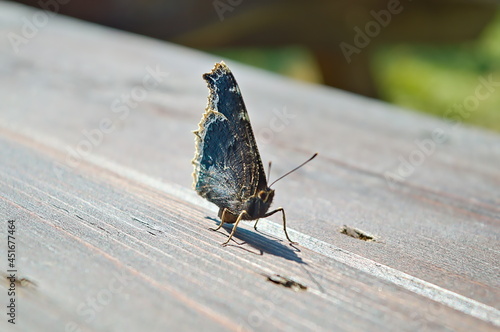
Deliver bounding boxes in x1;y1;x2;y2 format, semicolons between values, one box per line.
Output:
266;274;307;291
339;225;376;242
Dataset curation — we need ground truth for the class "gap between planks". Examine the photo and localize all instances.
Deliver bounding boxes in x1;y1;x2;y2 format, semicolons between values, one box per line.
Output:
1;119;499;327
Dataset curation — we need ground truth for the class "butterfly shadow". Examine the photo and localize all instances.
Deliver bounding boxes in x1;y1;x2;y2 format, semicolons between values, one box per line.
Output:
206;217;306;265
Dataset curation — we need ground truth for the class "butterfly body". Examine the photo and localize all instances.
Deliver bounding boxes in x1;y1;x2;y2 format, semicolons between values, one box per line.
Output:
216;188;275;223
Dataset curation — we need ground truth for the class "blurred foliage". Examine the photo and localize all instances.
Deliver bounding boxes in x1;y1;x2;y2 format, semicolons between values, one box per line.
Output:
212;12;500;133
211;46;323;84
373;11;500;133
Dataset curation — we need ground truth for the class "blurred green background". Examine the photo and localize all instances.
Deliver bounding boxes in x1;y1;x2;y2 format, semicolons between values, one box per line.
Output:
374;12;500;132
14;0;500;132
213;12;500;132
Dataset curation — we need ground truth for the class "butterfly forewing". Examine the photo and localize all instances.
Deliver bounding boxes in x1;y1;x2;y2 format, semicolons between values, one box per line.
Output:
193;62;268;212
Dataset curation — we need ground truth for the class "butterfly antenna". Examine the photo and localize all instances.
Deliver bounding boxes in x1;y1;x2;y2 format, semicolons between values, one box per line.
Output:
269;153;318;187
267;161;272;183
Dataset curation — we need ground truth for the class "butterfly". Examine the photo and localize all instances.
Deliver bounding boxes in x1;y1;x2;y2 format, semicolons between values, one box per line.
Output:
192;61;316;245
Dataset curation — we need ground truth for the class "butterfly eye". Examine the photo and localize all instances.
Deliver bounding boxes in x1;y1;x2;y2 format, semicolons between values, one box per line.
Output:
258;191;267;200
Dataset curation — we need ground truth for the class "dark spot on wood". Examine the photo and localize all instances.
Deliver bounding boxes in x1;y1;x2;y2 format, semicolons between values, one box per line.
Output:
132;217;165;235
96;225;110;234
17;277;37;288
340;225;377;242
266;274;307;291
51;204;69;213
2;274;37;289
132;217;148;225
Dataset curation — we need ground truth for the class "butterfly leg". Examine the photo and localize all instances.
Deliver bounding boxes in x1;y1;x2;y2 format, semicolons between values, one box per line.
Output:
264;208;297;244
213;208;229;231
222;210;249;246
253;219;260;230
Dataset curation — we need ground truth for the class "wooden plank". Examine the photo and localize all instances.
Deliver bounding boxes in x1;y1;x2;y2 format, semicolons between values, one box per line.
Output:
1;135;498;331
0;2;499;331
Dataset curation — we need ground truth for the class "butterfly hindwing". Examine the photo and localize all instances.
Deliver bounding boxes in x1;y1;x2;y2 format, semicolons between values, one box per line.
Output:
194;109;245;210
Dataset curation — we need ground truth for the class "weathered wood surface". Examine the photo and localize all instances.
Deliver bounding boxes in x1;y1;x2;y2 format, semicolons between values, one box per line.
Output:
0;2;499;331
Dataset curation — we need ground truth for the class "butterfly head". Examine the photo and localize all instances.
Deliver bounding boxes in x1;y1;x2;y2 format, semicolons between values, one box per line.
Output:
257;188;275;204
243;188;275;219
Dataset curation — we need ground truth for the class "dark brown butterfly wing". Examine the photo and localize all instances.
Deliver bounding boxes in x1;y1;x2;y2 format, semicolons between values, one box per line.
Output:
192;62;267;214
